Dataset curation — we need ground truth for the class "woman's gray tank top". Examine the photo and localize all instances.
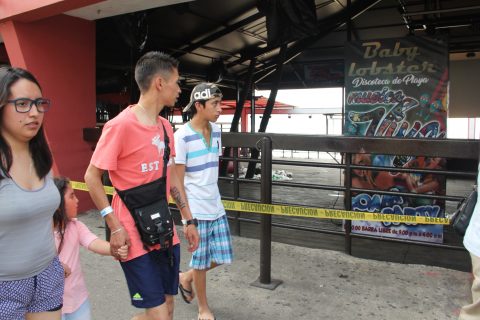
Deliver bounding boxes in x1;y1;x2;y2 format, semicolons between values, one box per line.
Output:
0;173;60;280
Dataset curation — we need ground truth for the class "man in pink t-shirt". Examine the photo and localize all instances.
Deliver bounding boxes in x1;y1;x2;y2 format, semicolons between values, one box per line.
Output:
85;51;199;320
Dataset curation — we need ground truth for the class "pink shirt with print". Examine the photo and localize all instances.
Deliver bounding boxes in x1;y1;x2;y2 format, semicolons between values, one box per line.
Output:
90;106;179;261
55;219;98;314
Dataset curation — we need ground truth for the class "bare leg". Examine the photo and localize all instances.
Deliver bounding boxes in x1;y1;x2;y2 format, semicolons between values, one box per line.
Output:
179;270;195;302
166;295;174;319
460;253;480;319
131;296;173;320
26;310;61;320
193;263;218;320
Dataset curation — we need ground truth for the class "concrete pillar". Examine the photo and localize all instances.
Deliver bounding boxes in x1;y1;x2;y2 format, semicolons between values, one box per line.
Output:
0;15;96;211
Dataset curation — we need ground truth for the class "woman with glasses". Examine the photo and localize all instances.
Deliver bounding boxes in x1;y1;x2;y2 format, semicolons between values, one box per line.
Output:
0;66;64;320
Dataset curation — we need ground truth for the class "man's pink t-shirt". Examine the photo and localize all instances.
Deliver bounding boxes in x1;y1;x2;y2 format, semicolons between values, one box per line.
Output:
55;219;98;314
90;106;180;261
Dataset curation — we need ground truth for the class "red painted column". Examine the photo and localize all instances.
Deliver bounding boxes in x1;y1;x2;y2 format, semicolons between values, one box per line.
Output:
0;15;96;211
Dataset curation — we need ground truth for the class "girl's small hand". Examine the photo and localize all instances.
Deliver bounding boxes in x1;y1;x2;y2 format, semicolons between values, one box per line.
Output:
117;245;129;260
61;262;71;278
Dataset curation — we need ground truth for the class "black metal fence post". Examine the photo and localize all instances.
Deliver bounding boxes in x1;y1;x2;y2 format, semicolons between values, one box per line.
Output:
233;147;241;236
251;136;282;290
344;152;352;255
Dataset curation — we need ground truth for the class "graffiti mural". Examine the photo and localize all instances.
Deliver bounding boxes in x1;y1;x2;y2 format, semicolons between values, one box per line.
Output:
344;37;448;243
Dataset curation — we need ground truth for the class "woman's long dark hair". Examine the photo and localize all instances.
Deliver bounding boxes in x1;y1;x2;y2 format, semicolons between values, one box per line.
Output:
0;66;53;180
53;176;70;253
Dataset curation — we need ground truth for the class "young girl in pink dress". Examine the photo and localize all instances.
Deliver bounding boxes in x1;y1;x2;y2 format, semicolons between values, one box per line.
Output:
53;176;128;320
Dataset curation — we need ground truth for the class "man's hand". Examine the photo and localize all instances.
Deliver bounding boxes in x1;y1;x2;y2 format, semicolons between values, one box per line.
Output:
110;228;131;258
183;225;199;252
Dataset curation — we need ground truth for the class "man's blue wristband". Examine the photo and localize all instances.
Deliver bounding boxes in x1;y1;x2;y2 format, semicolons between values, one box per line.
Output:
100;206;113;218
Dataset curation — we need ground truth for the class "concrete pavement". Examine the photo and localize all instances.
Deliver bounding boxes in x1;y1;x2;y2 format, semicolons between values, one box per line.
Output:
78;211;472;320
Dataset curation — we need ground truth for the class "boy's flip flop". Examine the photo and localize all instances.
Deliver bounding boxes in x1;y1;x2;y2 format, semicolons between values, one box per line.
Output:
179;284;194;304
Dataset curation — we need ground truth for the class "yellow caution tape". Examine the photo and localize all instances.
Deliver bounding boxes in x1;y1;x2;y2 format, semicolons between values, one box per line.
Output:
71;181;450;225
71;181;115;196
222;200;450;225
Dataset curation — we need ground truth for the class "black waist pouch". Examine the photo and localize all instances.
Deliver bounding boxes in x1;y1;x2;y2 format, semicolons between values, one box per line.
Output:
116;176;174;250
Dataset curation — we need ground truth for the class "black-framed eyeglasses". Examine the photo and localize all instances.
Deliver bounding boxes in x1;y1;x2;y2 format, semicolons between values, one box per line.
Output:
7;98;51;113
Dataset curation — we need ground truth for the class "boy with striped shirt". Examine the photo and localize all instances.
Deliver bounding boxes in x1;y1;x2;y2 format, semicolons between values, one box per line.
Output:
174;83;233;320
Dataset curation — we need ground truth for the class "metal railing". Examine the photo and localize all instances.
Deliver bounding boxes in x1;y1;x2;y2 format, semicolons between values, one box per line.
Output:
219;133;478;287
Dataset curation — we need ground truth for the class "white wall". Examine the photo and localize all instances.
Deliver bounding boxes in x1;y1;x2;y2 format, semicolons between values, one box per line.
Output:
450;59;480;118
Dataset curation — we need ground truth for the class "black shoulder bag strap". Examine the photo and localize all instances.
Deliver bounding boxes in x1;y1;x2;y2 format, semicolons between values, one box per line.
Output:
161;123;170;178
160;123;175;267
139;124;172;257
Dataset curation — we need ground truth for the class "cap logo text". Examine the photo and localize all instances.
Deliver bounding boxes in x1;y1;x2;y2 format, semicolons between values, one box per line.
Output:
194;89;212;100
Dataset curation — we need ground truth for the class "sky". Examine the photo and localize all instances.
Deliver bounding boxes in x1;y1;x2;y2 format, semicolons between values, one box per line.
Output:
254;88;479;139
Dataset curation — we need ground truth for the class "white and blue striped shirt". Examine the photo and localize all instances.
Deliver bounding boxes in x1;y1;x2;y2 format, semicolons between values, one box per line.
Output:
174;122;225;220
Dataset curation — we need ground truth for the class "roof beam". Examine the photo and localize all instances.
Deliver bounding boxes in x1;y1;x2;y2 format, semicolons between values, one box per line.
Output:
410;14;480;30
228;0;383;71
174;11;264;58
248;0;384;82
404;5;480;16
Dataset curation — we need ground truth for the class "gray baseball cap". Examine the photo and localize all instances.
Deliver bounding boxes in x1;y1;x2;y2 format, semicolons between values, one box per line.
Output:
183;83;223;113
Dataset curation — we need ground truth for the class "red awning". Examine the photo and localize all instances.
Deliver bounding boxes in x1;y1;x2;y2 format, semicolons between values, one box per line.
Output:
221;96;295;110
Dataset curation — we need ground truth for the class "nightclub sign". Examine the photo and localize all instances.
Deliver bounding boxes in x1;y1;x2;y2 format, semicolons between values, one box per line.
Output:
344;36;449;243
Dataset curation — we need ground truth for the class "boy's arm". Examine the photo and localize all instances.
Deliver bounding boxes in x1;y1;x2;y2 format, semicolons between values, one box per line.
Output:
175;162;186;186
170;160;199;252
84;164;130;258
